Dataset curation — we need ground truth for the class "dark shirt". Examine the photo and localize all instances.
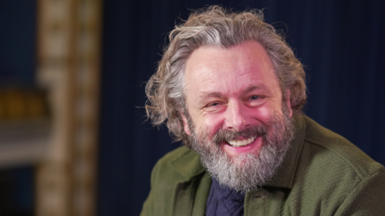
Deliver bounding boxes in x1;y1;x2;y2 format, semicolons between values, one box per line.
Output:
206;178;245;216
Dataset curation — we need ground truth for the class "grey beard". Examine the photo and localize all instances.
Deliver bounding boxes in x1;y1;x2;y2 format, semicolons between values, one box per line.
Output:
186;107;294;192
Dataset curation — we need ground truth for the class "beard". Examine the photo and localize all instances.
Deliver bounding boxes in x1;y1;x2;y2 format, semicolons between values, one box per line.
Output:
184;105;295;192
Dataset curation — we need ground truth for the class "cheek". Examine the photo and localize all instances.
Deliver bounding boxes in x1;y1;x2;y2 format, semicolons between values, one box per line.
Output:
196;114;224;137
252;106;280;124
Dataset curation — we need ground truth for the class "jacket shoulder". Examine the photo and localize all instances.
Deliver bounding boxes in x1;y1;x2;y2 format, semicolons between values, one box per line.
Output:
284;116;385;215
155;145;204;179
156;145;193;168
140;146;204;216
302;116;384;179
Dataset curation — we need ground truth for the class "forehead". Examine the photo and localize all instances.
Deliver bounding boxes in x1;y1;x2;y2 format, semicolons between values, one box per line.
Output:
184;41;279;97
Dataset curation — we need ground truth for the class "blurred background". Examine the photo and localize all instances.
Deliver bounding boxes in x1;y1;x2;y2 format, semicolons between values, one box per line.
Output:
0;0;384;215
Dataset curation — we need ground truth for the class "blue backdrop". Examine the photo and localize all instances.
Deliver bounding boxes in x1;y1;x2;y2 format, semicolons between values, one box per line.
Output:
0;1;36;216
98;0;385;215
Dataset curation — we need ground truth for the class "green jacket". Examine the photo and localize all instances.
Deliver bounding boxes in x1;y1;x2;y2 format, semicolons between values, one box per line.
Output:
141;115;385;216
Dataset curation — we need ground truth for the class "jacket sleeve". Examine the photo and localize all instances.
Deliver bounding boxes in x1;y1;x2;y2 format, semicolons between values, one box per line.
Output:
140;160;160;216
334;169;385;215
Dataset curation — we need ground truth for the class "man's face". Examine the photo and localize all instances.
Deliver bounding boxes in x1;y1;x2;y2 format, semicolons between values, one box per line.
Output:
181;41;294;191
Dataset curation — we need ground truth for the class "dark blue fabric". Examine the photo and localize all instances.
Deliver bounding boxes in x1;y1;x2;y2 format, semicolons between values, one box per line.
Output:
206;178;245;216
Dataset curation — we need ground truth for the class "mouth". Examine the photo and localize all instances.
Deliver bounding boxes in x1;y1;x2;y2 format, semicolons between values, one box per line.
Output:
226;137;256;147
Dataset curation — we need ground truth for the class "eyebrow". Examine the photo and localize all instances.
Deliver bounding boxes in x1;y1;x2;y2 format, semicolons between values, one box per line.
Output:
242;84;268;94
198;92;226;103
197;84;268;104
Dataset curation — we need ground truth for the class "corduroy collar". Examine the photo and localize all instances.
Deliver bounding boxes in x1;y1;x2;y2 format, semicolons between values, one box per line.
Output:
264;115;306;189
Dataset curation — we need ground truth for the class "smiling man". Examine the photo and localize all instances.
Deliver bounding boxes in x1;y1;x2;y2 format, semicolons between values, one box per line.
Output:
181;41;295;193
141;6;385;216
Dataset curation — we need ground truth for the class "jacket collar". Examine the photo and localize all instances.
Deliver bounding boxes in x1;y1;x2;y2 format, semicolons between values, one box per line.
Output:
170;146;205;181
264;115;306;189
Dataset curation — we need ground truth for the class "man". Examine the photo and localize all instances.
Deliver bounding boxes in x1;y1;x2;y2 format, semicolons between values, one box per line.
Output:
141;6;385;216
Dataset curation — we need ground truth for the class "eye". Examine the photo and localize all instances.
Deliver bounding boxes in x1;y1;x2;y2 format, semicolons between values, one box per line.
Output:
207;102;220;107
247;95;265;107
203;101;226;113
250;95;260;100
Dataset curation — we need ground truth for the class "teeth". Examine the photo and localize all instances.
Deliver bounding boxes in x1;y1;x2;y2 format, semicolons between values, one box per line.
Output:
227;137;256;147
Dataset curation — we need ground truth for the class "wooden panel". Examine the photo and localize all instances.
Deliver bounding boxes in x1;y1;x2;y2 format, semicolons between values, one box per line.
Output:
36;0;102;215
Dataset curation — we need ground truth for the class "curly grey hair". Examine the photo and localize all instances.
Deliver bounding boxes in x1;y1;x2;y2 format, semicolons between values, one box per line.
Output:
145;6;306;142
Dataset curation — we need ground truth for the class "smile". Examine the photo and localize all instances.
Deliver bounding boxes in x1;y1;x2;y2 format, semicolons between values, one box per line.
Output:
226;137;256;147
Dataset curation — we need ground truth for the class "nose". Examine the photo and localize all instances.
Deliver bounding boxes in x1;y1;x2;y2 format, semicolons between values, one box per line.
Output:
224;100;250;131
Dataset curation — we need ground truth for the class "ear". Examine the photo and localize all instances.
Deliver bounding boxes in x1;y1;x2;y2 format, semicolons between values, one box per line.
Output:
285;88;293;117
181;113;191;136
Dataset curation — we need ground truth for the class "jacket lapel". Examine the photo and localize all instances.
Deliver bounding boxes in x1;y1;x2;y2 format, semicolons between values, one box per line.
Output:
170;148;211;216
172;172;211;216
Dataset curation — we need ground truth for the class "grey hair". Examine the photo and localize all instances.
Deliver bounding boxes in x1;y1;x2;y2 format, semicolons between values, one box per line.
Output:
145;6;306;141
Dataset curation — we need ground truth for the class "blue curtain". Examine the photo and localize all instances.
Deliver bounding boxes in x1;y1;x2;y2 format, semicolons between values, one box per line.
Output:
0;1;36;216
98;0;385;215
0;1;36;86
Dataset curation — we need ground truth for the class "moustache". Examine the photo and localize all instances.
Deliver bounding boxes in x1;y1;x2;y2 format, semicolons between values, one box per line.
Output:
211;125;267;145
